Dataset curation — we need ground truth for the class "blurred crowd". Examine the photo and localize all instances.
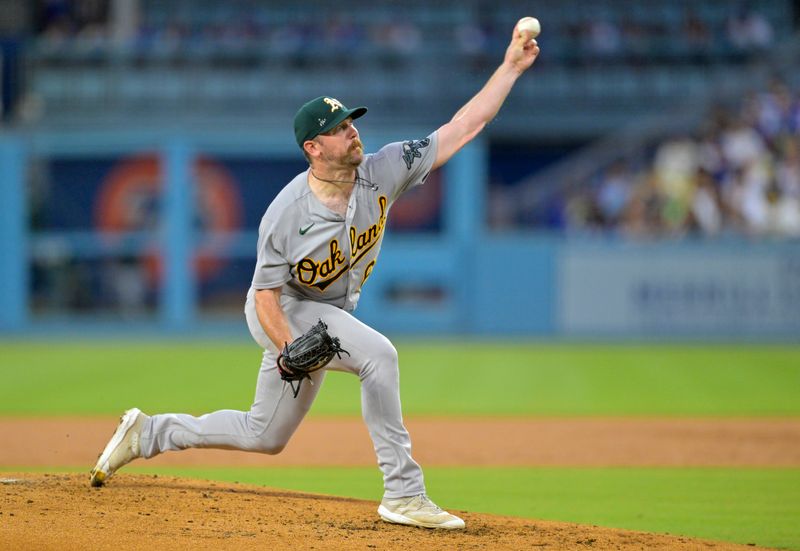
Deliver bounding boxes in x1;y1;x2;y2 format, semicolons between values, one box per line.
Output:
29;0;787;67
563;80;800;238
555;5;777;66
33;0;425;65
16;0;800;241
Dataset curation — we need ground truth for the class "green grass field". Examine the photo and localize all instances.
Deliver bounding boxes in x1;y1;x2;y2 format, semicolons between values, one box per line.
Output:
2;341;799;549
1;341;799;416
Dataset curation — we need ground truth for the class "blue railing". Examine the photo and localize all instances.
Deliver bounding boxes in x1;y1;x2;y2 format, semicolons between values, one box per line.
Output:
2;129;799;339
0;127;485;335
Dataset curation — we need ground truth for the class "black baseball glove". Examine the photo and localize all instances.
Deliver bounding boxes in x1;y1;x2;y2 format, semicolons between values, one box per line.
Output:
277;319;349;398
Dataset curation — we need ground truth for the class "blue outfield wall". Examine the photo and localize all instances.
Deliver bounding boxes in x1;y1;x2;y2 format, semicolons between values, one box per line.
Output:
1;129;799;339
470;235;557;336
555;238;800;340
357;236;800;339
351;234;557;336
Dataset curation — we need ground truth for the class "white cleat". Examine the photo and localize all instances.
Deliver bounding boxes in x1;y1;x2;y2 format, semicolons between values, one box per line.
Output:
89;408;148;487
378;494;465;530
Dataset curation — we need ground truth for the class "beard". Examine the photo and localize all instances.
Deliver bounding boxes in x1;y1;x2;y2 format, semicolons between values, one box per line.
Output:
319;138;364;168
343;138;364;167
347;139;364;164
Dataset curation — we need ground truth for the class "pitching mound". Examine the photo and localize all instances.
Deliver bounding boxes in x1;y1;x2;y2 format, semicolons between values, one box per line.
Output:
0;473;770;550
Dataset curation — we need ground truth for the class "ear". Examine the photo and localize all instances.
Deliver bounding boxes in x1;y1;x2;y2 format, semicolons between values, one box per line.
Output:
303;140;320;159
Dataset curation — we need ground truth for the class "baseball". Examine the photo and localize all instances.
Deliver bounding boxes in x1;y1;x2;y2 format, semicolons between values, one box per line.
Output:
517;16;541;38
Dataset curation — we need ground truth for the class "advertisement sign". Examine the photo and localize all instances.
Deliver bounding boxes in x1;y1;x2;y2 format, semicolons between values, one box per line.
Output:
559;244;800;336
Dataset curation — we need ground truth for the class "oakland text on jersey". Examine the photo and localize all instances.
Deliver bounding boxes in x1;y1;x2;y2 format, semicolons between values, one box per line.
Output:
295;239;348;290
349;195;388;266
294;195;389;291
360;259;376;288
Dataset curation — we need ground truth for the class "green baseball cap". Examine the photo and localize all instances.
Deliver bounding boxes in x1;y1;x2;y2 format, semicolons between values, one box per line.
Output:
293;96;368;149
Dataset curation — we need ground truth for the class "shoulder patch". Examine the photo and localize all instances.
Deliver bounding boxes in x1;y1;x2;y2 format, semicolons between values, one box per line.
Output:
401;138;431;170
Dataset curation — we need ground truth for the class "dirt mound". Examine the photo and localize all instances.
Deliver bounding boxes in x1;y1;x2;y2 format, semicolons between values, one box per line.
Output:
0;473;771;550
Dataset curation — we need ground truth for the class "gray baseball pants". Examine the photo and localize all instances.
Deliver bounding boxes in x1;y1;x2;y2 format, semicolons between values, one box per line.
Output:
138;295;425;499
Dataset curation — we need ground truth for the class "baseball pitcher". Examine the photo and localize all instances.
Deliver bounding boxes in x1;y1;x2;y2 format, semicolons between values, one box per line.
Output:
90;19;540;530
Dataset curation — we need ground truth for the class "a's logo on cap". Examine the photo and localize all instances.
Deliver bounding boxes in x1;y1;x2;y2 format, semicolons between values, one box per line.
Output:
323;97;344;112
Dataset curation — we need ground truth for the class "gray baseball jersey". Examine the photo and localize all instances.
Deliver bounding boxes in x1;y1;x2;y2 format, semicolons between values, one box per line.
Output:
245;131;438;315
139;132;439;501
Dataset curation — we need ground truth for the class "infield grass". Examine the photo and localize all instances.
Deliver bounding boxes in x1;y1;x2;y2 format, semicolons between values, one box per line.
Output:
1;341;799;416
123;465;800;550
